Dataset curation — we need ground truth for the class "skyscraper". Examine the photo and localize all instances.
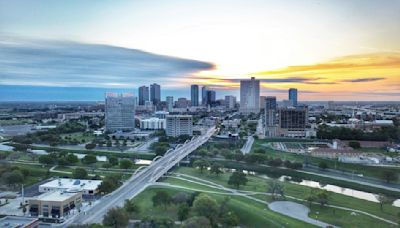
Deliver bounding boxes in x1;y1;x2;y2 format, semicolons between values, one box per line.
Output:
205;90;216;106
105;93;135;132
190;85;199;106
138;86;149;105
150;83;161;105
225;95;236;109
289;88;298;106
201;86;208;105
265;96;277;126
166;96;174;112
240;77;260;113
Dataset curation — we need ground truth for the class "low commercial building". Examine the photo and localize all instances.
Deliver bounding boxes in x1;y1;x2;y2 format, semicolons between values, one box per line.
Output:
0;216;39;228
28;191;82;221
166;115;193;137
139;118;166;130
39;178;102;196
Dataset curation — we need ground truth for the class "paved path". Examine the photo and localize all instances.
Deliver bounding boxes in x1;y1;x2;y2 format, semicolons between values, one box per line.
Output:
240;136;254;154
269;201;336;228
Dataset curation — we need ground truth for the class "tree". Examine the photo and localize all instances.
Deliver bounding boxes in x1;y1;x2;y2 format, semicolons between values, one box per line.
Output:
209;163;223;176
152;190;171;208
1;170;24;187
106;140;112;147
305;190;317;208
220;211;239;227
376;194;390;211
82;154;97;164
72;168;88;179
318;161;328;170
348;141;361;149
38;155;54;165
193;159;209;173
172;192;189;205
228;171;248;189
193;194;218;226
267;180;285;200
119;159;133;169
98;175;122;194
66;153;79;164
85;143;96;150
382;170;398;183
316;190;329;207
124;199;140;214
177;203;190;222
182;216;211;228
108;156;118;166
102;207;129;228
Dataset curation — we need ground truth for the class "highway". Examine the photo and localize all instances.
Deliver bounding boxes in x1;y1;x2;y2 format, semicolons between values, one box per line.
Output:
66;127;216;226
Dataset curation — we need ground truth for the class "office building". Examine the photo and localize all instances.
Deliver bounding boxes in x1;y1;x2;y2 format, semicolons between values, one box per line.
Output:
138;86;149;105
240;77;260;113
39;178;102;196
0;216;39;228
205;90;216;106
166;115;193;137
166;96;174;112
225;95;237;109
265;96;277;126
176;97;189;108
260;96;267;110
140;118;166;130
289;88;298;106
278;106;309;137
191;85;199;106
28;191;82;221
150;83;161;105
201;86;208;105
105;93;135;132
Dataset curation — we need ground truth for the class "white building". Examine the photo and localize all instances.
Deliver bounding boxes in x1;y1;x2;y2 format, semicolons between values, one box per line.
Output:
140;118;166;130
166;115;193;137
240;77;260;114
39;178;102;195
105;93;135;132
155;111;169;119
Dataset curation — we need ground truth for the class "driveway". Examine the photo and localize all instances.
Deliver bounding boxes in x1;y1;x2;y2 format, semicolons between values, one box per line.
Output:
269;201;337;228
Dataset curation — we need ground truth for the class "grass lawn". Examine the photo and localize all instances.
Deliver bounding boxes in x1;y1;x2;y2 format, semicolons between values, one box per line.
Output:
61;132;95;143
168;167;400;227
132;187;314;228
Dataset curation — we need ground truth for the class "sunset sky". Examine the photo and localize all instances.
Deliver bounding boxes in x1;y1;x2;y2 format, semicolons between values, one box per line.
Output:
0;0;399;101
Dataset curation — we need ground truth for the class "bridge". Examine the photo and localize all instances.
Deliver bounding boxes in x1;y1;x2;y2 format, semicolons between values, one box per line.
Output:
67;127;216;226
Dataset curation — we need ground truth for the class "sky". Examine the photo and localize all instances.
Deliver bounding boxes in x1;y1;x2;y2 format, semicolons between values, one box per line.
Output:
0;0;399;101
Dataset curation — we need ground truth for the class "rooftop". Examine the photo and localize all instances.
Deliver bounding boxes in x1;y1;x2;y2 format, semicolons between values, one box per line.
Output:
0;216;38;228
40;178;102;191
36;190;80;202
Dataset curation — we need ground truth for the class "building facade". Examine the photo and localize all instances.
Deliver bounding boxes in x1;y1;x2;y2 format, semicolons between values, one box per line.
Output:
278;106;309;137
166;115;193;137
166;96;174;112
225;95;237;109
105;93;135;132
240;77;260;113
138;86;149;105
140;118;166;130
150;83;161;105
288;88;298;107
191;85;199;106
201;86;208;105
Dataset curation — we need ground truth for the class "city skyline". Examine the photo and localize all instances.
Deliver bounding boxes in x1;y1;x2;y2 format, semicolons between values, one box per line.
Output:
0;0;399;101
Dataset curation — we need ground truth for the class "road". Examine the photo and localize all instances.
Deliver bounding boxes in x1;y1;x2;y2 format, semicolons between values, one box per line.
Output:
65;127;216;226
240;136;254;154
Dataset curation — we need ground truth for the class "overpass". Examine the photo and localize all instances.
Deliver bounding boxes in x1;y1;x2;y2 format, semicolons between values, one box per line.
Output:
67;127;216;226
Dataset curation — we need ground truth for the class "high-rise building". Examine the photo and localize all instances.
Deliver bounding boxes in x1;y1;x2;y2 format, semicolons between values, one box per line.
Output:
138;86;149;105
225;95;236;109
176;97;189;108
166;96;174;112
278;106;309;138
166;115;193;137
265;96;277;126
240;77;260;113
191;85;199;106
205;90;216;106
201;86;208;105
289;88;298;107
260;96;267;110
105;93;135;132
150;83;161;105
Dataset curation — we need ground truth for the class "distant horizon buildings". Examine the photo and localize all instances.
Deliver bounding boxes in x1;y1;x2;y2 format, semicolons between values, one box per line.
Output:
240;77;260;113
225;95;236;109
105;93;135;132
138;86;149;106
191;85;199;106
150;83;161;105
289;88;298;107
201;85;208;105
